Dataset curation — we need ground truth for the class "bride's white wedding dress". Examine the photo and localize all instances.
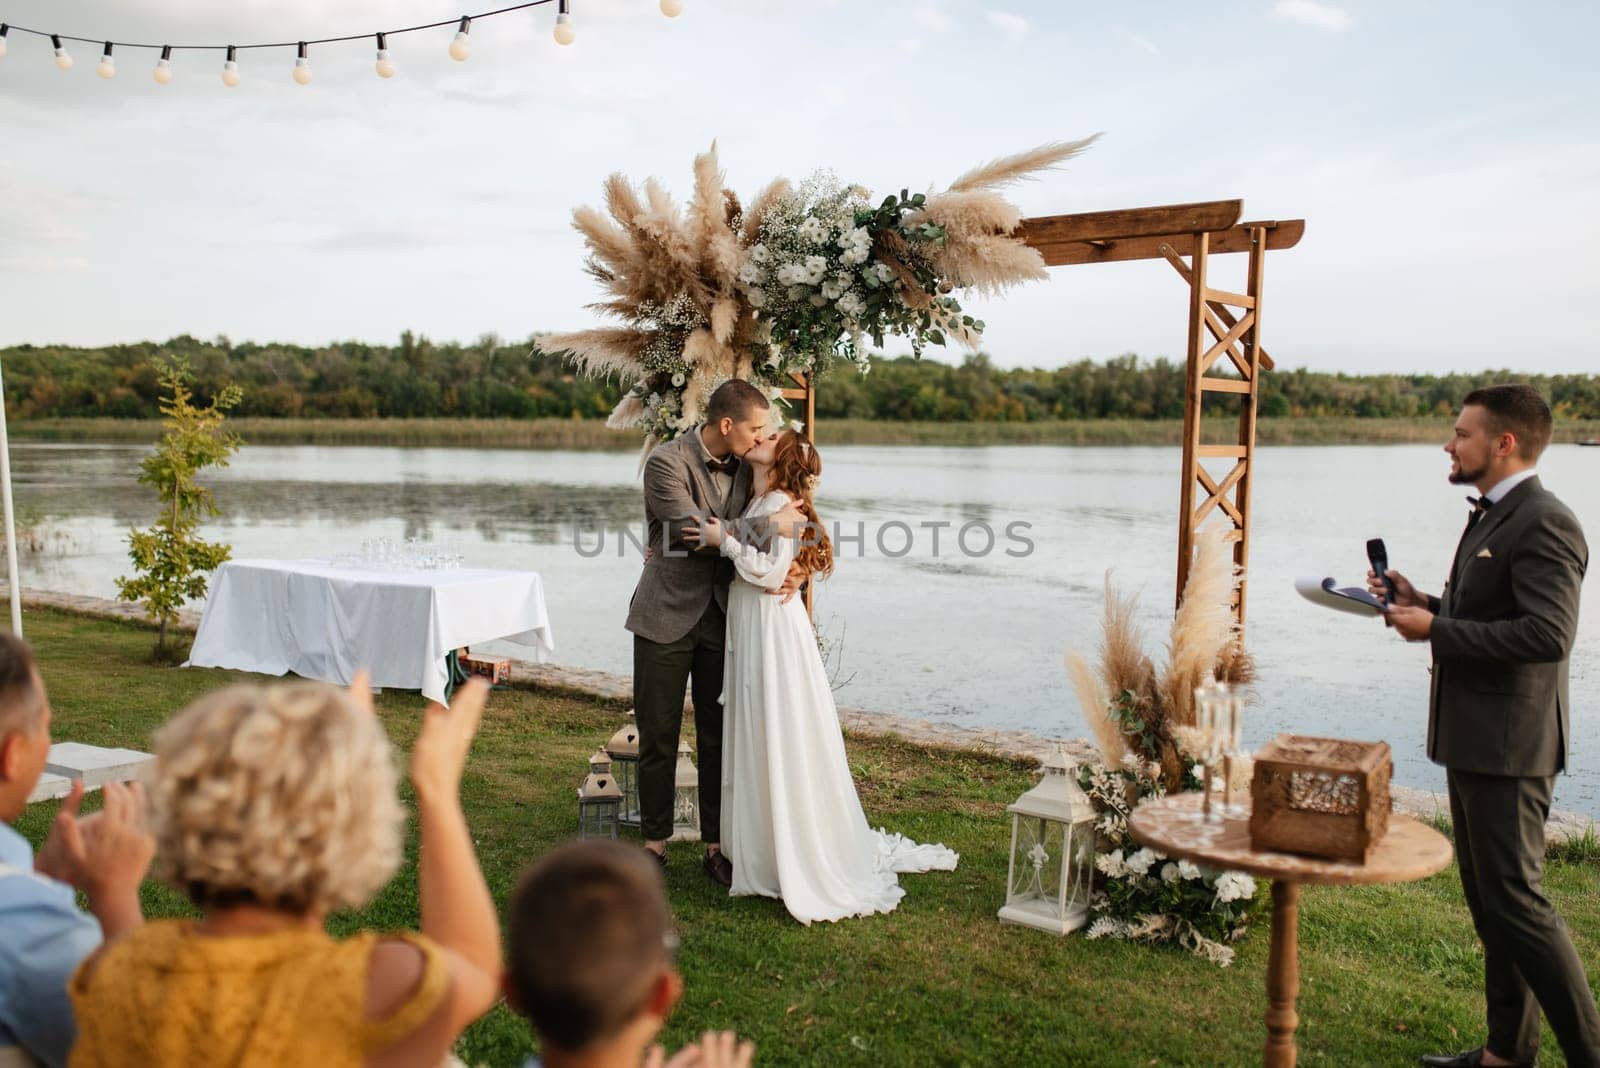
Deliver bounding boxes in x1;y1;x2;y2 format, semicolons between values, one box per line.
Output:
718;489;958;925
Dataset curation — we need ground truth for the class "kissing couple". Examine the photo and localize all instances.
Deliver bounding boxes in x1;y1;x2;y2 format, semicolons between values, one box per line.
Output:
624;379;957;925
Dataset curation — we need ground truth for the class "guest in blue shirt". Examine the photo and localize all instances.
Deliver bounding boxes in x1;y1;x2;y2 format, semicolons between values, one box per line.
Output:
0;633;152;1068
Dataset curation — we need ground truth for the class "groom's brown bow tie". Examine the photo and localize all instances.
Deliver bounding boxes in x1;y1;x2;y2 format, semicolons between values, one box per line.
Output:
706;455;737;474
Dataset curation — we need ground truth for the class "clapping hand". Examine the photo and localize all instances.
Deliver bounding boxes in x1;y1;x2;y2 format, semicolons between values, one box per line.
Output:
410;678;489;805
644;1032;755;1068
35;779;154;939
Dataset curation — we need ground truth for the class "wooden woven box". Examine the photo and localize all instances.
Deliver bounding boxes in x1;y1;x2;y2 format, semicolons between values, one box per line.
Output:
1249;734;1392;863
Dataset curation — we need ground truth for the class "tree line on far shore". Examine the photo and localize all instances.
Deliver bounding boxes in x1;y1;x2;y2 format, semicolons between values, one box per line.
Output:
4;334;1598;422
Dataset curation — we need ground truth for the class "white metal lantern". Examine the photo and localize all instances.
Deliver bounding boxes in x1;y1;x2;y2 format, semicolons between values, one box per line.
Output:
605;711;642;828
577;748;624;839
998;747;1097;935
669;740;701;842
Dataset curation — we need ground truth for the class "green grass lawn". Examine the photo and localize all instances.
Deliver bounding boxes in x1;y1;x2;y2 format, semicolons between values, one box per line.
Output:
16;606;1600;1066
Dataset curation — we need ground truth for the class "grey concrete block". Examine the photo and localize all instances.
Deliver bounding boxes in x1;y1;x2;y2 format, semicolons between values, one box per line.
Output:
44;742;154;789
26;771;74;804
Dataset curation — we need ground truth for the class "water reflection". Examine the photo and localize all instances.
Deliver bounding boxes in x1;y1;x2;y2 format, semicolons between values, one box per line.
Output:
14;440;1600;816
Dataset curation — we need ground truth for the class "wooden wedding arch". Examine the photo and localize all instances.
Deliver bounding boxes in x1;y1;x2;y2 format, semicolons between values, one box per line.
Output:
783;199;1305;626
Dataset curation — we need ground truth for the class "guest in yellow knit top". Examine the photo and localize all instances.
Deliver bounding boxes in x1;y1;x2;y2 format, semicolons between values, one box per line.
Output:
68;675;503;1068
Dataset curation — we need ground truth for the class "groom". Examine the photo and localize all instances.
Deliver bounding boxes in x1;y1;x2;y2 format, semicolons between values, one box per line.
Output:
627;379;799;887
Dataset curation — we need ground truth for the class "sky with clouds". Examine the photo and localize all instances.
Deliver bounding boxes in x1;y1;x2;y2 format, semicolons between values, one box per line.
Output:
1;0;1596;374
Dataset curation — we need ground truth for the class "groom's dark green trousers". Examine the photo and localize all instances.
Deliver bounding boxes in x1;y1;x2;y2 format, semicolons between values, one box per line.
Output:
633;600;726;844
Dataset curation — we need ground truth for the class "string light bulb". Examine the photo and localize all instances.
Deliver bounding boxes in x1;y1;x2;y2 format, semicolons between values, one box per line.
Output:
153;45;173;84
374;32;395;78
96;41;116;79
292;41;311;84
221;45;240;86
0;24;10;61
660;0;684;16
448;16;471;61
52;35;73;71
553;0;576;45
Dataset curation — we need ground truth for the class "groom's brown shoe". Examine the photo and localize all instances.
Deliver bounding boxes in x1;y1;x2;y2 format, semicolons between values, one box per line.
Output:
703;850;733;888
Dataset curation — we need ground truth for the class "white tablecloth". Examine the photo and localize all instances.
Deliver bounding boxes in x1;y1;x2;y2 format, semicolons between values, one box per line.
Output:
187;559;555;705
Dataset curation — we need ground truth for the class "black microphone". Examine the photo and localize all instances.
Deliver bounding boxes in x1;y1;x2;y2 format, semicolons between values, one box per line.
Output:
1366;538;1394;610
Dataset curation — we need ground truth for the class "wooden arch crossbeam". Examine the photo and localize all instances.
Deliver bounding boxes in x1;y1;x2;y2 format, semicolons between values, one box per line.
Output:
786;198;1305;629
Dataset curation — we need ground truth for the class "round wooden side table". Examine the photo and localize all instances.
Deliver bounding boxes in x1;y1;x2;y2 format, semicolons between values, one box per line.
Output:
1129;792;1453;1067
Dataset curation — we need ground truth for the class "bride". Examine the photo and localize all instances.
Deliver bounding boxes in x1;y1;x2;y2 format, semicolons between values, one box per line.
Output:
685;427;958;925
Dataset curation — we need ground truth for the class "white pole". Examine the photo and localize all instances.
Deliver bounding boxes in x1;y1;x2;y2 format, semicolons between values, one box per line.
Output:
0;357;22;636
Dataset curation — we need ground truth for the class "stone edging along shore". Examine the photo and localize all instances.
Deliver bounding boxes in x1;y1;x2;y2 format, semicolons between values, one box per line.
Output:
11;586;1594;843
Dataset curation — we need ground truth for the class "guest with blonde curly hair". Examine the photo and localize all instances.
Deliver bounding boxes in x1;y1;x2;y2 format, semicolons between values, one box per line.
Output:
67;675;502;1068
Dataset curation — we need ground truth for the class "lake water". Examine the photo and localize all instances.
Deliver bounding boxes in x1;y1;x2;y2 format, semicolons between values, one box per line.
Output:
11;440;1600;816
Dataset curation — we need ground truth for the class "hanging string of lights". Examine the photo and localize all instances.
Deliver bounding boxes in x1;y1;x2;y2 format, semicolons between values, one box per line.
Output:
0;1;683;85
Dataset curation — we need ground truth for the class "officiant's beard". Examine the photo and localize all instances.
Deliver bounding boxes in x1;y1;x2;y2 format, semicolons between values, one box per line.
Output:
1448;460;1489;485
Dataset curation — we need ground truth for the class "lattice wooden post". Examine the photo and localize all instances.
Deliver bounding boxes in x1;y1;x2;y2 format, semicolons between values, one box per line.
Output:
1163;223;1274;628
779;370;817;618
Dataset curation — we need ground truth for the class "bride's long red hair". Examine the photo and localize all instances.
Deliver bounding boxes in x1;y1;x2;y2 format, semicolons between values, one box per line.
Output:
769;430;833;579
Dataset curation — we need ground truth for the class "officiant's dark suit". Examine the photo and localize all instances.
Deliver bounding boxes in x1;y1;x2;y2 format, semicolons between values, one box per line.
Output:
1408;388;1599;1068
626;424;751;854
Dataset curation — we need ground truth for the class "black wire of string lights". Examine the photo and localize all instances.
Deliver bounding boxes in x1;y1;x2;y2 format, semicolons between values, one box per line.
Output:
0;0;684;83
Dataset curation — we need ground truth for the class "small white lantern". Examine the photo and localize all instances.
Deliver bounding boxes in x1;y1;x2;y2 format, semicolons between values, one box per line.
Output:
669;740;701;842
605;711;642;827
577;748;623;839
998;747;1096;935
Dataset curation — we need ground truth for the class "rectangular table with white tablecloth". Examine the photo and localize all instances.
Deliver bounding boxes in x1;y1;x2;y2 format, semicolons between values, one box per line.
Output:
186;559;554;705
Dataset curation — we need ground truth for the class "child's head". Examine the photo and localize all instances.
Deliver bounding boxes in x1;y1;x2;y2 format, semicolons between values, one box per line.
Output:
507;840;680;1056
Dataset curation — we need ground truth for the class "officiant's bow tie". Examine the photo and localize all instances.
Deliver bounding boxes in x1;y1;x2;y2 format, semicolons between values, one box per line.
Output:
706;455;737;474
1466;494;1493;530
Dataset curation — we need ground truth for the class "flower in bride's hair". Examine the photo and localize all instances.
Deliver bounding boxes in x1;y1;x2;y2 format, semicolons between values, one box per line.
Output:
804;473;820;491
790;419;805;434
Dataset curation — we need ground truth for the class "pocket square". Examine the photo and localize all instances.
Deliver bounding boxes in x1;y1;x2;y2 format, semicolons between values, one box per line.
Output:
1475;547;1493;559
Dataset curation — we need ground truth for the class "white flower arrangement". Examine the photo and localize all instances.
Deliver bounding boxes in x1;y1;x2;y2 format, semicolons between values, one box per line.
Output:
544;139;1098;446
1078;760;1262;967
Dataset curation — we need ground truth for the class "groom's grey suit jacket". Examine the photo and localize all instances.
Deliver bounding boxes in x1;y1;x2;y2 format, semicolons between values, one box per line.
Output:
625;431;753;645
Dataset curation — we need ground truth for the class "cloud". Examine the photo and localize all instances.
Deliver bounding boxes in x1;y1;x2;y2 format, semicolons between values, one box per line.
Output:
1120;29;1159;55
912;7;953;33
1270;0;1353;31
987;11;1029;37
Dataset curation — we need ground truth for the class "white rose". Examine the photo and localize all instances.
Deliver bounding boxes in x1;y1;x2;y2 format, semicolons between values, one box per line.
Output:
841;246;868;266
738;261;766;284
1212;871;1257;904
820;279;844;300
1094;852;1125;878
671;372;686;387
872;262;895;283
803;255;828;284
746;287;767;309
1178;860;1202;881
750;243;770;264
1160;862;1180;884
1124;848;1158;876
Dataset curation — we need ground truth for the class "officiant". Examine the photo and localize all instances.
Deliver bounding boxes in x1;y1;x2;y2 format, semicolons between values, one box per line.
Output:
1369;384;1597;1068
